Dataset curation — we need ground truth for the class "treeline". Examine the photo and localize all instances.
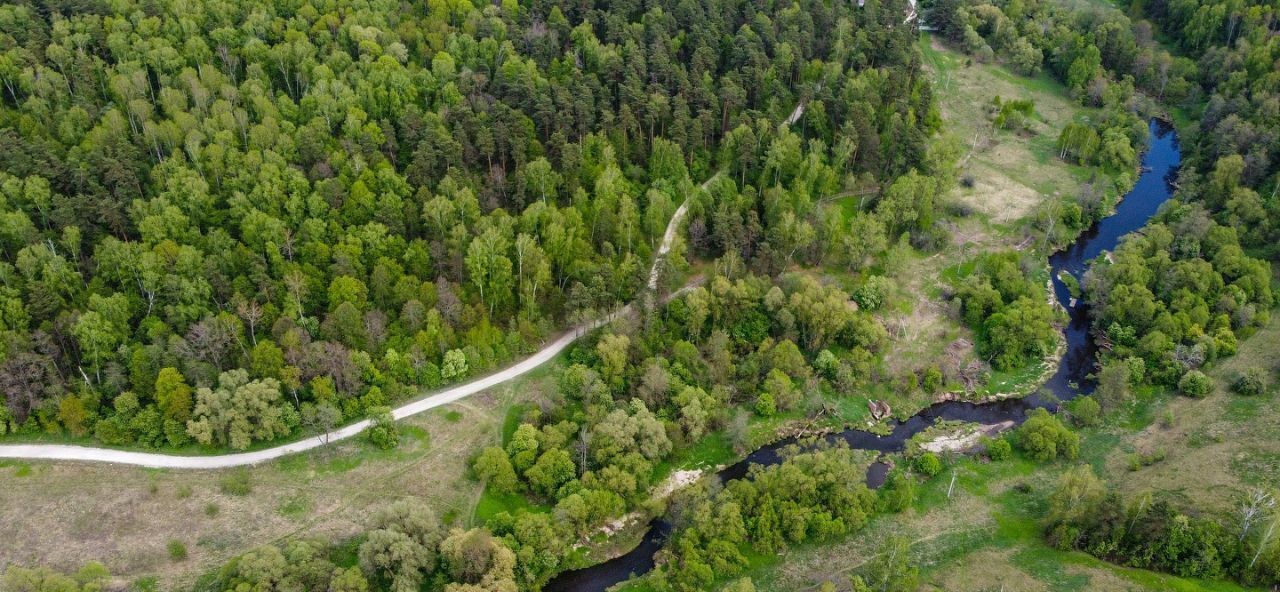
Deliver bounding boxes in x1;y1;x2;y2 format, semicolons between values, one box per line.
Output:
1045;465;1280;587
931;0;1198;105
1086;201;1271;398
1136;0;1280;259
0;0;935;448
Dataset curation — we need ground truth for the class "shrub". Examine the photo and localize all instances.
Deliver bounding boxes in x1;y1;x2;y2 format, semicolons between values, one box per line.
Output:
1232;367;1267;396
1065;396;1101;427
1178;370;1212;398
1094;361;1132;410
914;452;942;477
167;540;187;561
363;406;399;450
921;367;943;394
852;276;894;311
877;471;916;513
1126;448;1167;471
754;392;776;417
814;350;839;379
983;436;1012;461
1015;409;1079;462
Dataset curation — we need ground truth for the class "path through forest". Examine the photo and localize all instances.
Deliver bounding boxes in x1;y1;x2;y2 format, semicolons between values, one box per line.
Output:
0;108;790;468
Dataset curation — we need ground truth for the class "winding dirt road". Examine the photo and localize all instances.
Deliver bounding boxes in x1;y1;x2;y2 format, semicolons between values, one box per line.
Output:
0;104;802;469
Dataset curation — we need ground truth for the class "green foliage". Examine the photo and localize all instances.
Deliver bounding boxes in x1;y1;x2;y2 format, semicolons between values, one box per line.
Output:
1232;368;1268;397
859;536;920;592
1179;370;1213;398
218;470;253;496
0;562;111;592
154;368;193;424
358;501;441;592
363;406;399;450
983;436;1012;461
187;370;292;450
1043;465;1251;583
878;470;917;513
953;252;1058;371
992;97;1036;131
0;0;935;453
1094;360;1133;410
1065;396;1102;427
167;540;187;562
914;452;943;477
1089;203;1271;389
473;447;519;494
1015;409;1079;462
440;349;468;382
754;392;777;417
661;446;876;588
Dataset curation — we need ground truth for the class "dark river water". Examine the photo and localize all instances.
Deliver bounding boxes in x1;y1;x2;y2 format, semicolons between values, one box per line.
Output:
545;120;1181;592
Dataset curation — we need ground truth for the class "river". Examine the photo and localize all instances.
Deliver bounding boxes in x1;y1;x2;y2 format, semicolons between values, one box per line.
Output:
545;119;1181;591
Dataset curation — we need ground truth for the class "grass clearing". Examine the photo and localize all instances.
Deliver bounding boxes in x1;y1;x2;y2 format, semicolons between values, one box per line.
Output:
920;33;1108;227
815;35;1113;424
0;364;562;589
1102;314;1280;516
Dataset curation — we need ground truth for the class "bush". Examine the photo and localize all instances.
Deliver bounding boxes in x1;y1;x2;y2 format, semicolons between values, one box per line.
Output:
914;452;942;477
1126;448;1167;471
472;447;519;493
921;367;943;394
877;471;916;513
363;406;399;450
983;436;1012;461
754;392;776;417
1232;367;1267;396
1178;370;1213;398
218;470;252;496
1065;396;1101;427
1015;409;1079;462
167;540;187;561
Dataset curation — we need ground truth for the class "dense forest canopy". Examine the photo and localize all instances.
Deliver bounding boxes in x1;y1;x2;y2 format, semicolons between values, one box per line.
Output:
0;0;937;448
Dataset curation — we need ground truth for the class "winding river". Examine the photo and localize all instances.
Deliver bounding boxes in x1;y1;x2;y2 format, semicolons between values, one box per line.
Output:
545;120;1181;591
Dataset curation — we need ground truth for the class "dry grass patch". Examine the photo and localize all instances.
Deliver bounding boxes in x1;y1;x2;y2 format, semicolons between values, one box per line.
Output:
0;372;557;589
921;34;1094;227
1105;316;1280;517
761;493;996;591
925;549;1050;592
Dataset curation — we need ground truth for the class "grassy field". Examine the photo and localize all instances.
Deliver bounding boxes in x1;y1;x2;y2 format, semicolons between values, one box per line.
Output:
919;33;1107;229
1101;315;1280;516
0;361;565;589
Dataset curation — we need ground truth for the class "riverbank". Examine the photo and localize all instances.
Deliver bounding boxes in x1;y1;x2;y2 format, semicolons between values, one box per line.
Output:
541;118;1181;591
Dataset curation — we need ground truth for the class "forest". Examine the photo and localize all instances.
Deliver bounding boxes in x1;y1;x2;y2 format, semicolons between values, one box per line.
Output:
0;0;936;450
2;0;1280;589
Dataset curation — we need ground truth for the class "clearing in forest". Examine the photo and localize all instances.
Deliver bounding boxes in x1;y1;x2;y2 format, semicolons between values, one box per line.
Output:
919;34;1102;228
